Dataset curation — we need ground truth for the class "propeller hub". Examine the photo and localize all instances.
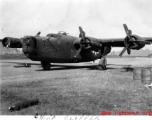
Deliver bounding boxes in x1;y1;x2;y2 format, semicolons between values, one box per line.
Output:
119;24;133;57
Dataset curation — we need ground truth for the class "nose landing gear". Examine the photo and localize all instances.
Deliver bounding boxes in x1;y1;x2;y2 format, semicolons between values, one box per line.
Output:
98;56;107;70
41;61;51;70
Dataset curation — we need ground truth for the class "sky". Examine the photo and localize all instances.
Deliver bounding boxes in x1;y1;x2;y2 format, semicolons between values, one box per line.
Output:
0;0;152;51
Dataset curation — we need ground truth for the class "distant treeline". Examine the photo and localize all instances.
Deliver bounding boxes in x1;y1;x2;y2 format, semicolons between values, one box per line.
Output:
107;55;152;58
0;54;28;60
0;53;151;60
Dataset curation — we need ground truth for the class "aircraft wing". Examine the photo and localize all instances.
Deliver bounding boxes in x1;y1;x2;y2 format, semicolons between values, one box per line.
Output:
75;24;152;57
98;37;152;57
98;38;125;47
99;37;152;47
142;37;152;42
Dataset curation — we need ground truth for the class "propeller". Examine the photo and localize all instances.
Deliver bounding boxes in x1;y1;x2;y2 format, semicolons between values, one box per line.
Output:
119;24;134;57
74;26;102;57
74;27;90;57
119;24;152;57
79;27;85;41
2;38;11;48
74;45;83;57
6;39;10;48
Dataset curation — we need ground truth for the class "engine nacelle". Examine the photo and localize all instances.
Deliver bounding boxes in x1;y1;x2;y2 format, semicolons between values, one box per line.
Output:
124;35;145;50
101;46;111;56
2;37;22;48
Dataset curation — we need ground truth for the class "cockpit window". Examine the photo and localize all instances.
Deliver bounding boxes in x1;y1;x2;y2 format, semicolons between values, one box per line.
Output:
46;33;61;38
58;31;67;35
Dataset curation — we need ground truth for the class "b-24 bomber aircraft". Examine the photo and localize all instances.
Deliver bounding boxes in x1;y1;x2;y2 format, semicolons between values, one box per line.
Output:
1;24;152;70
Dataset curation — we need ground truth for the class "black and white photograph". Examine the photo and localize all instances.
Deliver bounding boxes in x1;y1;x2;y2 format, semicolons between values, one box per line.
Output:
0;0;152;118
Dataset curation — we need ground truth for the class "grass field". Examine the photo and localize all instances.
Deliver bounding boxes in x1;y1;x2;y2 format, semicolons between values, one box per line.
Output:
0;58;152;115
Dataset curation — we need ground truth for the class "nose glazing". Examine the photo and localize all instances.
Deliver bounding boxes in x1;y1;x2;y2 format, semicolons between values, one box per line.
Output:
22;36;37;60
22;36;37;53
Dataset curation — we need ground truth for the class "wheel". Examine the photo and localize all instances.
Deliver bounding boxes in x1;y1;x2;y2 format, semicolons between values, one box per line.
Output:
41;61;51;70
98;57;107;70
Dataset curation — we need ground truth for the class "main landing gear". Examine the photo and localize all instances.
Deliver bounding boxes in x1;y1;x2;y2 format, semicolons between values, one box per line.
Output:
41;61;51;70
98;56;107;70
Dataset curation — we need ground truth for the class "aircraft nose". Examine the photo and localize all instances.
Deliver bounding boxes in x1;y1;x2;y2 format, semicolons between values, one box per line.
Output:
22;36;37;60
22;36;37;52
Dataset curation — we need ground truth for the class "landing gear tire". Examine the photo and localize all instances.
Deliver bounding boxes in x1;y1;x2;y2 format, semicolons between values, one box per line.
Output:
41;61;51;70
98;57;107;70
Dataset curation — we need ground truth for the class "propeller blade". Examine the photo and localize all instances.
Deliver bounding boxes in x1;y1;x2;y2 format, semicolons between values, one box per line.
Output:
128;30;132;35
6;39;10;48
123;24;132;39
127;48;131;55
123;24;129;35
79;26;85;40
119;47;128;57
74;46;83;57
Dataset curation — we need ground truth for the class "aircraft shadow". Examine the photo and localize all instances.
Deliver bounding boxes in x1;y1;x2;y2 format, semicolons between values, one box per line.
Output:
35;66;119;71
121;67;134;72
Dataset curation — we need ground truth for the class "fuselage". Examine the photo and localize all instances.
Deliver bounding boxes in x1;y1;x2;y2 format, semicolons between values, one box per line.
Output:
22;33;101;63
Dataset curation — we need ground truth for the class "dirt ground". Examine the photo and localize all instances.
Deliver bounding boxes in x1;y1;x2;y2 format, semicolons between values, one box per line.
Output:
0;58;152;115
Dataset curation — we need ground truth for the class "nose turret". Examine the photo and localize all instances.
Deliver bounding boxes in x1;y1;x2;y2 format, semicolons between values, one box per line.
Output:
22;36;37;60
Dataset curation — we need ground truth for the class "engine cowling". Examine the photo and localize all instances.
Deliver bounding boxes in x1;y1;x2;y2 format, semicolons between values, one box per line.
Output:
124;35;145;50
119;24;147;57
2;37;22;48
